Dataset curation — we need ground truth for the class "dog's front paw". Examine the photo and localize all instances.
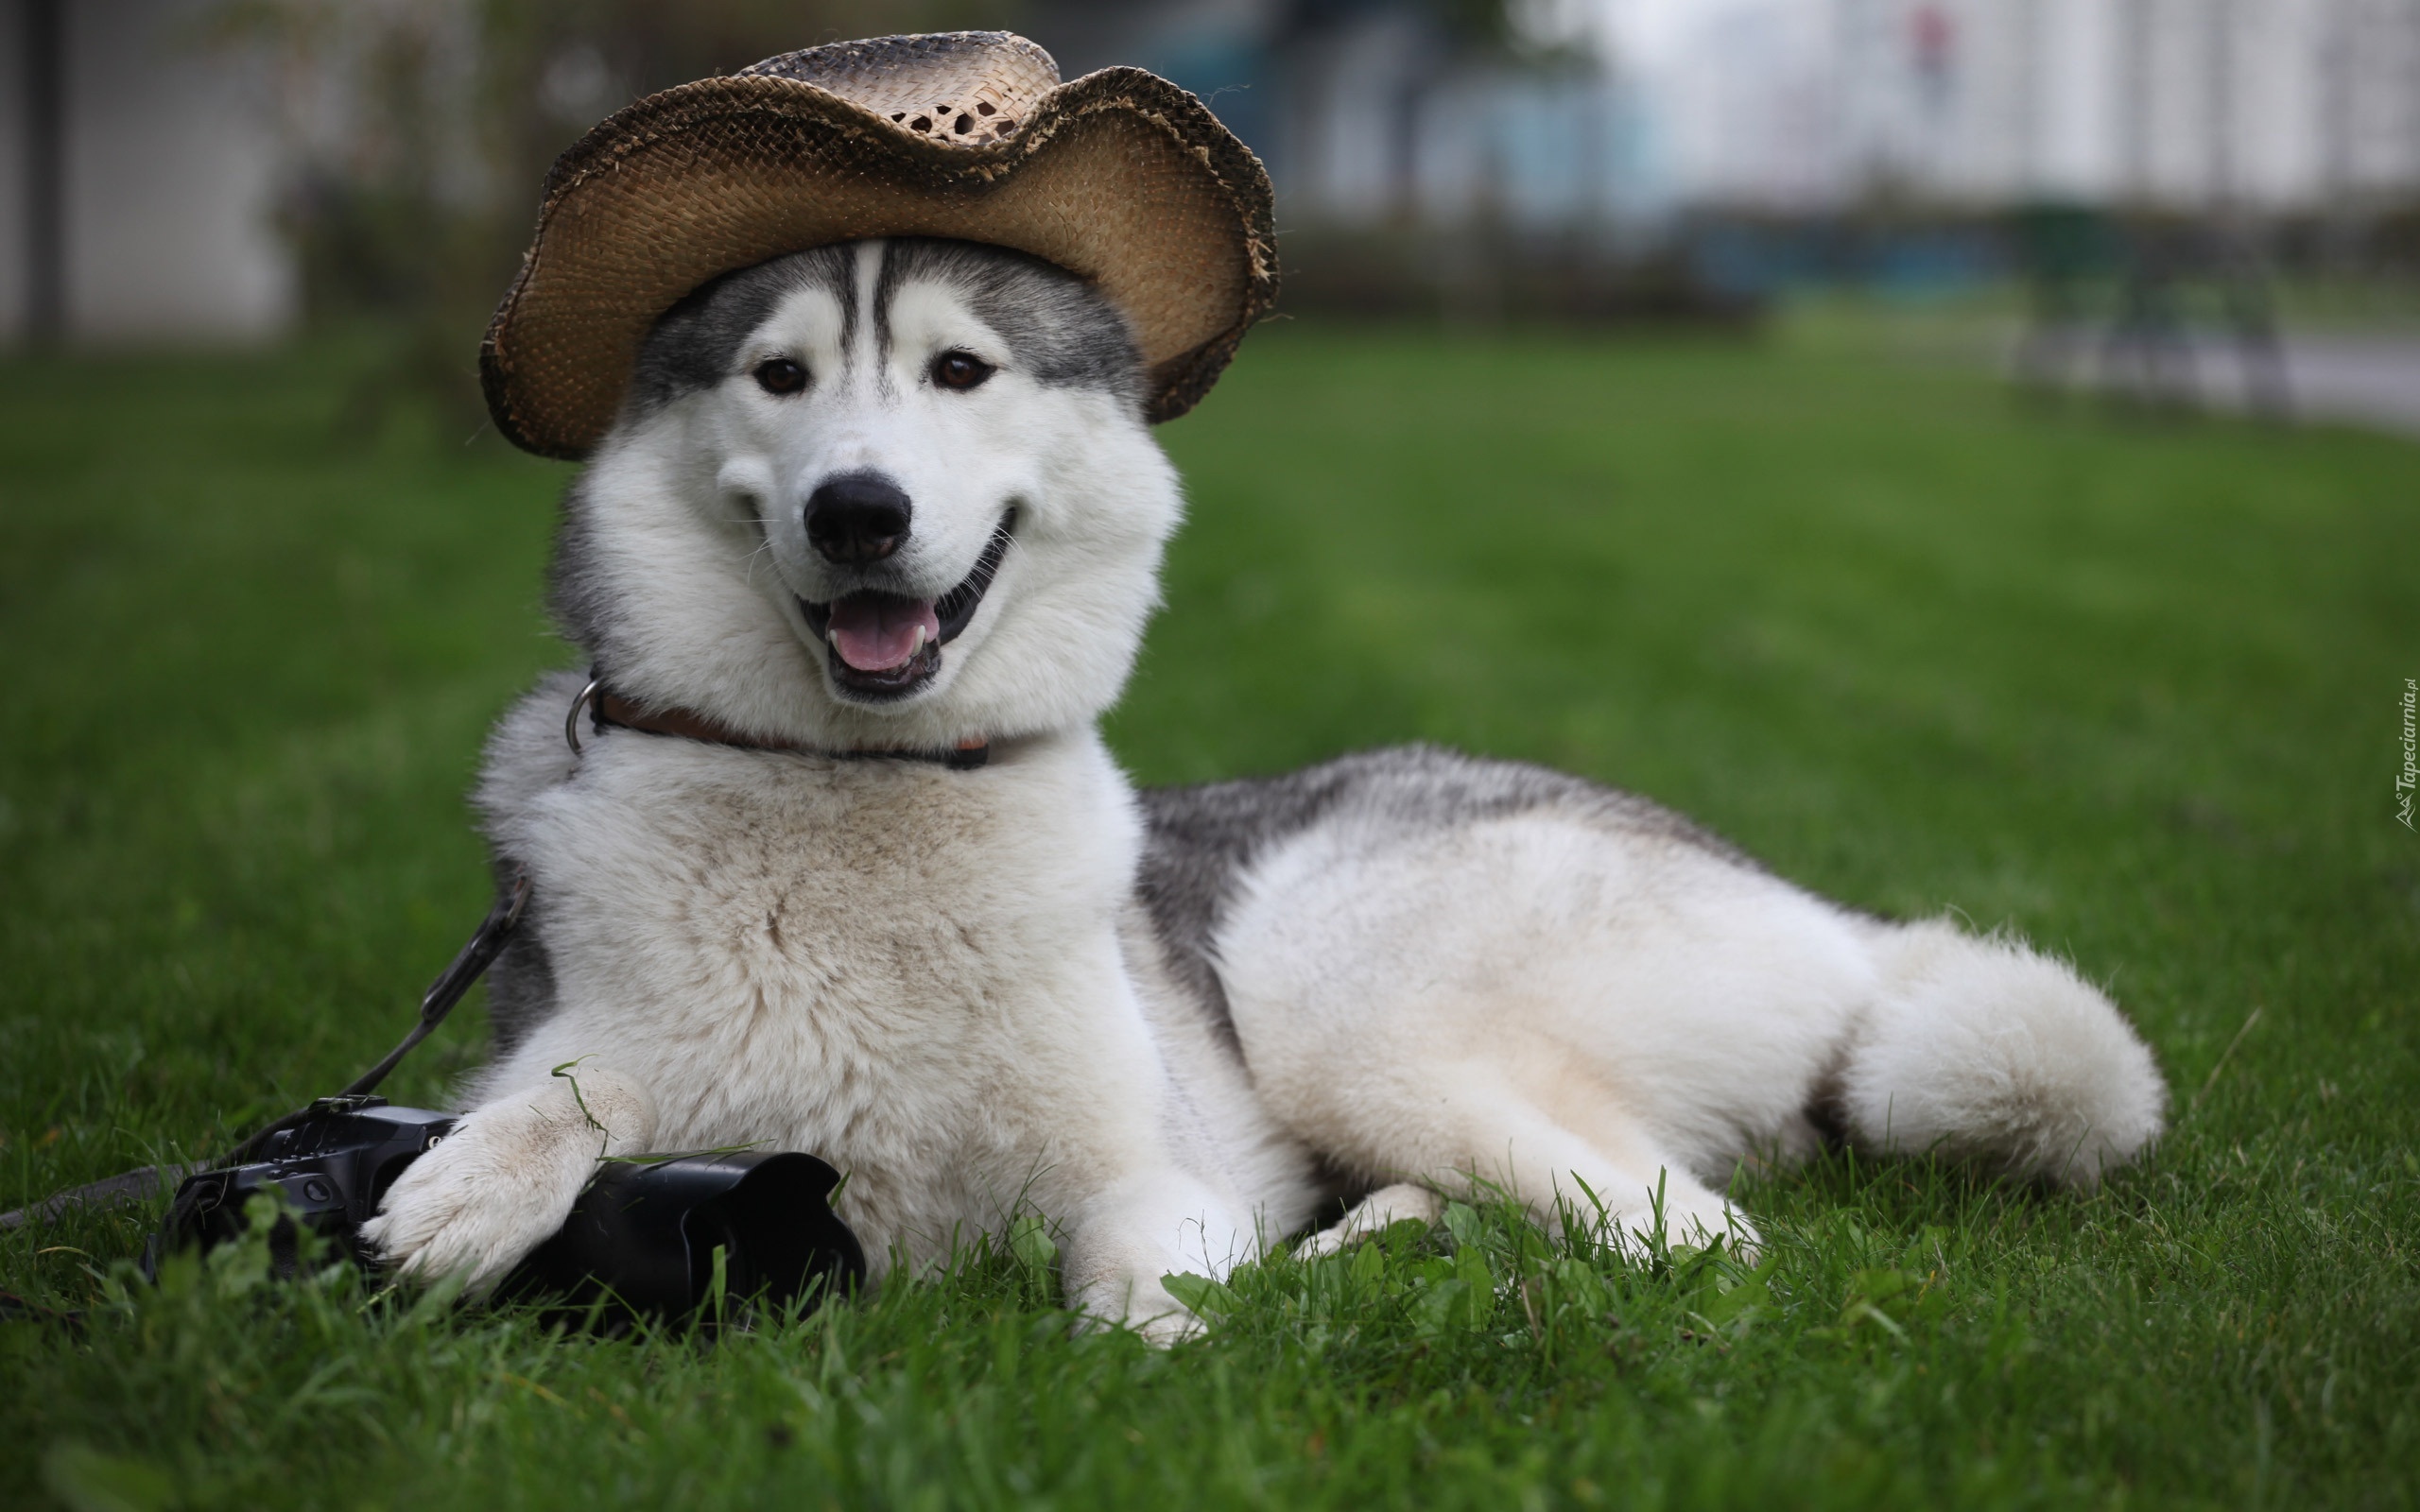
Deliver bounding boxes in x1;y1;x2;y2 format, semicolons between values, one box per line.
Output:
360;1126;579;1293
1062;1187;1253;1345
361;1069;657;1293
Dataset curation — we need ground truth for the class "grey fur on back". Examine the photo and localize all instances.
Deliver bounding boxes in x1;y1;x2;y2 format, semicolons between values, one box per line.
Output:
1136;745;1752;1047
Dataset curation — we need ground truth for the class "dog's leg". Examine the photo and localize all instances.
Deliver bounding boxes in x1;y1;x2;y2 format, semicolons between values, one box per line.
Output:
1300;1182;1443;1256
1438;1094;1753;1259
1282;1059;1755;1262
361;1066;657;1292
1052;1168;1254;1345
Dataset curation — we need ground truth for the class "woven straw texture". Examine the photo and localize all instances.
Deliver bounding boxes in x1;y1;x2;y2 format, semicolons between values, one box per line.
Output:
481;31;1278;459
737;32;1058;143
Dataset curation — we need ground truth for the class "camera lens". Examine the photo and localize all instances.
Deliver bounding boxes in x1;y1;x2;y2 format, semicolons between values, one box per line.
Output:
686;1211;752;1305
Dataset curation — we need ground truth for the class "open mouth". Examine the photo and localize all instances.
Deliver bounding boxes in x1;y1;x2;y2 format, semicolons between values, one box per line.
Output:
800;510;1014;700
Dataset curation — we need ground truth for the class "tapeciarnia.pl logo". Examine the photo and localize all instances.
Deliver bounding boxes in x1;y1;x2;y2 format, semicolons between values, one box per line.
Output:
2399;678;2417;831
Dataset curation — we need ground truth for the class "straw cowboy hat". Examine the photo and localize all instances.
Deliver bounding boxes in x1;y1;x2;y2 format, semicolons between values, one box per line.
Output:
480;30;1279;459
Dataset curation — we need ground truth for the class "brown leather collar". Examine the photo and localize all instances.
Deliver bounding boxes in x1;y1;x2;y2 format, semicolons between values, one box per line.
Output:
579;682;989;770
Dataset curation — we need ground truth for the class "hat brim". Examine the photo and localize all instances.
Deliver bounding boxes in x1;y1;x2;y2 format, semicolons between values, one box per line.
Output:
480;67;1278;459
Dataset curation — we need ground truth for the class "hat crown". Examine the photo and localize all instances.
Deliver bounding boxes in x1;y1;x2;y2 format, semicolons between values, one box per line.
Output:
736;31;1060;147
485;29;1277;455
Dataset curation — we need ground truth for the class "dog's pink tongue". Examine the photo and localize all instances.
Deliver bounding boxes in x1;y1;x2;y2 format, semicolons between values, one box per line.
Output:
827;594;941;672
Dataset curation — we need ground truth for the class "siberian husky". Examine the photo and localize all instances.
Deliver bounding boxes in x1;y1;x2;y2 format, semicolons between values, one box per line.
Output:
363;238;2167;1338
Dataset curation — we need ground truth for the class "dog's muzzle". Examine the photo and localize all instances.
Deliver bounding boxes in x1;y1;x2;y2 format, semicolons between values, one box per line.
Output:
800;509;1014;700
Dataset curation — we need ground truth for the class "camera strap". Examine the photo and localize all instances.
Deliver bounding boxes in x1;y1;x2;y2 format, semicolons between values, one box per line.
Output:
219;867;532;1165
0;868;533;1231
341;868;531;1099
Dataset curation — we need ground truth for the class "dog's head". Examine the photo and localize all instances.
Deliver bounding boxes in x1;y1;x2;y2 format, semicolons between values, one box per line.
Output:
556;238;1183;749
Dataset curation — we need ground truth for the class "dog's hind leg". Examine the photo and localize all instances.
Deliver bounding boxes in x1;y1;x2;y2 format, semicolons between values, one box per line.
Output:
1297;1057;1754;1259
1300;1182;1444;1255
1216;802;1869;1258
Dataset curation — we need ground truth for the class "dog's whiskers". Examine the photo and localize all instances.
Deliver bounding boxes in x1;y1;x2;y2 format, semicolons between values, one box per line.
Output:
740;517;781;588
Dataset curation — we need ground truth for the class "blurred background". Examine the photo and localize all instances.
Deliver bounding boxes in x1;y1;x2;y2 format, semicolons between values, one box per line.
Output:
6;0;2420;430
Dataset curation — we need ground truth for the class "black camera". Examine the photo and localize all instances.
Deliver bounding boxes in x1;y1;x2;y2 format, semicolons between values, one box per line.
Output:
154;1095;864;1325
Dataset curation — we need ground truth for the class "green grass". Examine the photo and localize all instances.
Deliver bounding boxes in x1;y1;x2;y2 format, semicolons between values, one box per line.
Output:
3;321;2415;1510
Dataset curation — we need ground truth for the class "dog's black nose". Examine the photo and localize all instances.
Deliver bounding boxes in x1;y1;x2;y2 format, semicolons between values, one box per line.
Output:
805;474;912;565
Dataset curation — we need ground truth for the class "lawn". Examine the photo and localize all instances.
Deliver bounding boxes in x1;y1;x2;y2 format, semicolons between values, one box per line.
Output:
2;318;2414;1510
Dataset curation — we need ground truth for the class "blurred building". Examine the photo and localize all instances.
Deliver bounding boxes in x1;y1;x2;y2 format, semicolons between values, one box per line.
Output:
2;0;294;344
1034;0;2420;312
1039;0;2420;220
1618;0;2420;213
1031;0;1651;232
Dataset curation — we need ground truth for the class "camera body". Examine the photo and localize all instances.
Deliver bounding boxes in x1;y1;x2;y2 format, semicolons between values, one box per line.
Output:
156;1096;864;1325
161;1097;455;1263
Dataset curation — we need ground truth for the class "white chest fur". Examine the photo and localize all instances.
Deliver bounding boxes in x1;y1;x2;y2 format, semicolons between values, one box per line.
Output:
480;726;1173;1267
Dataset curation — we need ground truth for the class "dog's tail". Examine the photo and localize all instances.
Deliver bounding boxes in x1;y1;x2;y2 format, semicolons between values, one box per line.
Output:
1835;919;2166;1190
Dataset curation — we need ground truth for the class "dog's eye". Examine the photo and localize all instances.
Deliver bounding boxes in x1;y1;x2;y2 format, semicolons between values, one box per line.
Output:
753;358;808;396
931;351;994;391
